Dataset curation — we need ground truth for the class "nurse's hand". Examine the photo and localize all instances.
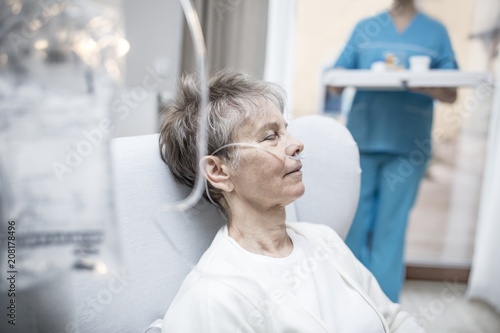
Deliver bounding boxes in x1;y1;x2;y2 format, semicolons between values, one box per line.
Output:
327;86;345;96
409;87;457;104
326;67;346;96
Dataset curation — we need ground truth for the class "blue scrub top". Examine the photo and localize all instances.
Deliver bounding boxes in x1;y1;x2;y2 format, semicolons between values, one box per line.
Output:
333;11;459;156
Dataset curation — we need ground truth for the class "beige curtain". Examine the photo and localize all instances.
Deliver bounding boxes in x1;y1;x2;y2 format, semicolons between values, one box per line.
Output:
181;0;269;77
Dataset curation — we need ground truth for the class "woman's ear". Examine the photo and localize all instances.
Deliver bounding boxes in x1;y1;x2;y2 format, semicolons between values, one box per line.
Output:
200;156;234;192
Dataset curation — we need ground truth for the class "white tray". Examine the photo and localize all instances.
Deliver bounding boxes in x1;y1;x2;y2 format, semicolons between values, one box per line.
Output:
323;70;491;89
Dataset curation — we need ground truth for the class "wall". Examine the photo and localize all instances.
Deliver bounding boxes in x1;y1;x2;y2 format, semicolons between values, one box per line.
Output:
97;0;184;137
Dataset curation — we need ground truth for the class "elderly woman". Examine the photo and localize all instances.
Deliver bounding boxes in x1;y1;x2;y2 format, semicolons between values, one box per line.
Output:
159;71;425;332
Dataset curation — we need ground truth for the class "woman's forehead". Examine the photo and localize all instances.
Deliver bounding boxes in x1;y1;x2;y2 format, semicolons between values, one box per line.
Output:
235;105;285;140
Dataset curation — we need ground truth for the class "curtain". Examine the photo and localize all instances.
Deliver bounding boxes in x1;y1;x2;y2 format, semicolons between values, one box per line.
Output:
264;0;297;117
181;0;269;77
467;54;500;313
468;55;500;312
467;0;500;313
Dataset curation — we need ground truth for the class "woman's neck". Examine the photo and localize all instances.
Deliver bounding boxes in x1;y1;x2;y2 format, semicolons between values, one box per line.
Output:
227;205;292;258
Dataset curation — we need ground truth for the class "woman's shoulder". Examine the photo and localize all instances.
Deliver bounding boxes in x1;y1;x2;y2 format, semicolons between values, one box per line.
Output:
193;224;241;273
286;222;344;245
287;221;339;234
163;272;265;332
287;222;382;289
286;222;358;266
166;226;259;307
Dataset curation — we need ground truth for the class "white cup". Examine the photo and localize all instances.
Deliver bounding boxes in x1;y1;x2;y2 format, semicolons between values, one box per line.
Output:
371;61;386;72
409;55;431;72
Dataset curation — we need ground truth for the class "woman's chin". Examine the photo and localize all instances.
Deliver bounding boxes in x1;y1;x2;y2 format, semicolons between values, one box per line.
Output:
296;183;306;198
286;184;306;204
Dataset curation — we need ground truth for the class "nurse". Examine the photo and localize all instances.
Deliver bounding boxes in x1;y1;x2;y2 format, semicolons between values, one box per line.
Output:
328;0;458;301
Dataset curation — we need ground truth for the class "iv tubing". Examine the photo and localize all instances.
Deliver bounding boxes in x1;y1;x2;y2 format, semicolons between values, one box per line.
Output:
162;0;208;212
152;0;209;268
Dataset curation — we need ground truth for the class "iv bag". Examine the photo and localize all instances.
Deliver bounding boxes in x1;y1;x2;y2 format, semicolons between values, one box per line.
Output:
0;0;122;290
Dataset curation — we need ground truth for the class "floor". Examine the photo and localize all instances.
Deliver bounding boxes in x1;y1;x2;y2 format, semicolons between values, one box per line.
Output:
401;280;500;333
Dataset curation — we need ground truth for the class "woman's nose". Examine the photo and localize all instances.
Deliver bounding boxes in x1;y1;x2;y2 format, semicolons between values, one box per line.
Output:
286;134;304;157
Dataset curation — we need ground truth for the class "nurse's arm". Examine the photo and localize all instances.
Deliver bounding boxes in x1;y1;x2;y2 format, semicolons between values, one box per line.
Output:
410;87;458;104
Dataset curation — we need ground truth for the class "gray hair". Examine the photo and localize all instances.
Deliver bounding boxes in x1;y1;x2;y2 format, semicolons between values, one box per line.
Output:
159;70;286;216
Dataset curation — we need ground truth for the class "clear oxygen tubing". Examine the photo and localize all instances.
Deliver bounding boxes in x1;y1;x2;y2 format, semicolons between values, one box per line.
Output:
202;142;306;207
210;142;307;161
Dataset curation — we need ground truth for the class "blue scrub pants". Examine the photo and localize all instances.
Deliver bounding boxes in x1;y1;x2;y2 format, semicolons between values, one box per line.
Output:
345;152;428;302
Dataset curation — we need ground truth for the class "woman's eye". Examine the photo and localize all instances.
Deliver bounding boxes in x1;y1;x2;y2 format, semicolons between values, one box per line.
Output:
264;134;278;141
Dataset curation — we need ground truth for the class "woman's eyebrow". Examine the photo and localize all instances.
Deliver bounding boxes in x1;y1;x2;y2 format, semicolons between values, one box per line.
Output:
257;121;287;133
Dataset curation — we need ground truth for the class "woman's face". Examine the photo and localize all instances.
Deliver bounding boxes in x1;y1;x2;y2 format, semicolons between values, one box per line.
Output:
227;103;305;210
